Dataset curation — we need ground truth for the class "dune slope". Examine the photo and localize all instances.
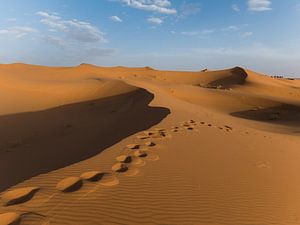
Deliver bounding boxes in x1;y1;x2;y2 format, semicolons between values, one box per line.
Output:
0;89;170;191
0;64;300;225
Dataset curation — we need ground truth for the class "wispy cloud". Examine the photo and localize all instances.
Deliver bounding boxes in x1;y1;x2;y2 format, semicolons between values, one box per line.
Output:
181;31;199;36
110;15;122;22
248;0;272;11
0;26;37;38
181;29;214;36
147;17;163;25
232;4;240;12
84;48;116;58
241;31;253;37
222;25;239;32
7;18;17;22
118;0;177;14
43;35;66;48
37;11;106;43
180;2;201;16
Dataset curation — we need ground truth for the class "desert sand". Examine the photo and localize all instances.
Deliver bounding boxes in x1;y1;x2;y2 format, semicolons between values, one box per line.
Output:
0;63;300;225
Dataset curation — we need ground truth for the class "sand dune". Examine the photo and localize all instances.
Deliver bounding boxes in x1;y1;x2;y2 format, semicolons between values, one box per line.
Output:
0;64;300;225
0;88;169;191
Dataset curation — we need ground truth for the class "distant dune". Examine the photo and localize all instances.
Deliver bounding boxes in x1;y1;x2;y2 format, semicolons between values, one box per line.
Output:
0;63;300;225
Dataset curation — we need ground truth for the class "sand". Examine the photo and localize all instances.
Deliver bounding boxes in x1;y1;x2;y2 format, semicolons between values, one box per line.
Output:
0;63;300;224
80;171;104;182
0;212;20;225
1;187;39;206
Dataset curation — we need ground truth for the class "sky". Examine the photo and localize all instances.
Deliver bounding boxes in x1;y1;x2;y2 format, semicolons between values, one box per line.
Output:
0;0;300;76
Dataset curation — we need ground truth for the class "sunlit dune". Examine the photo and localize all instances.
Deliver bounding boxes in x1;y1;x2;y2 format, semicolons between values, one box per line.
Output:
1;63;300;225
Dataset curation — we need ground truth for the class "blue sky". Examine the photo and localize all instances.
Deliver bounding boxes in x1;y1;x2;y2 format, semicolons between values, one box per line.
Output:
0;0;300;76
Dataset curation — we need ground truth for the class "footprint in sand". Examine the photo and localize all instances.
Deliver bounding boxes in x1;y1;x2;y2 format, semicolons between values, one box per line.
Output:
0;211;46;225
131;157;146;166
56;177;83;192
2;187;40;206
150;131;166;139
170;126;180;132
146;154;160;161
0;212;21;225
116;155;132;163
133;150;148;158
136;134;149;140
185;127;194;130
126;144;140;150
125;167;141;177
112;162;128;173
225;125;233;130
256;161;271;169
143;131;154;136
80;171;104;182
145;141;156;147
99;173;119;187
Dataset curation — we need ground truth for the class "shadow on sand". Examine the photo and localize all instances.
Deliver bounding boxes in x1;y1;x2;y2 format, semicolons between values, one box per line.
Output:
0;89;170;191
208;67;248;88
231;104;300;131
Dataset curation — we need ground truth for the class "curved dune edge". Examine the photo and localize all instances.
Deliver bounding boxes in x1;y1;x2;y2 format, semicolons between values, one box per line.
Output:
0;212;20;225
0;64;300;225
1;187;39;206
0;88;170;191
0;120;203;225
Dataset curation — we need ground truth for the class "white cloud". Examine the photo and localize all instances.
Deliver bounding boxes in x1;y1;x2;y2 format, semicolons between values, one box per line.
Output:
201;29;215;35
241;31;253;37
222;25;239;32
7;18;17;22
37;11;106;43
248;0;272;11
147;17;163;25
43;35;66;48
110;16;122;22
0;26;37;38
232;4;240;12
181;29;214;36
119;0;177;14
181;31;199;36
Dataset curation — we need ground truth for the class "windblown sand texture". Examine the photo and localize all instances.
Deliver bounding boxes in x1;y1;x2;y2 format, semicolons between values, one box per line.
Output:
1;63;300;225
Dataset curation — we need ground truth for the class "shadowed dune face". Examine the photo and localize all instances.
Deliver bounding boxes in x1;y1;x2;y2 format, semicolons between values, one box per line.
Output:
195;67;248;89
0;89;170;191
231;104;300;129
207;67;248;88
